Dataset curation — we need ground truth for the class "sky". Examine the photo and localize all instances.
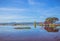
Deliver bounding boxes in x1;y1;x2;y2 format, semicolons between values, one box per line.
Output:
0;0;60;22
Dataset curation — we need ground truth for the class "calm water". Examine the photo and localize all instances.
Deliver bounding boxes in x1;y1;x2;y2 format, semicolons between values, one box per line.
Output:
0;26;60;41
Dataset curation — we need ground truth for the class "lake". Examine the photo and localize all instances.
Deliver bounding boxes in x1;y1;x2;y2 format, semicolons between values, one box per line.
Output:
0;26;60;41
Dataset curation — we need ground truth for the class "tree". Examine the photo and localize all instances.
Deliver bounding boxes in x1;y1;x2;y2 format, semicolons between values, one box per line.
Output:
45;17;59;23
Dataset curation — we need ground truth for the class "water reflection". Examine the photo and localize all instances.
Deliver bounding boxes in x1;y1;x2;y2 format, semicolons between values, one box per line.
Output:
44;27;59;32
0;26;60;41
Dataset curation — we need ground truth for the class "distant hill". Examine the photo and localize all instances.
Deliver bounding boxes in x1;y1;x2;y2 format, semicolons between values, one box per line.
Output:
0;22;40;25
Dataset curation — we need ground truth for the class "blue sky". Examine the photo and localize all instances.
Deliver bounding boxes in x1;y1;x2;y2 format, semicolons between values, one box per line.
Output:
0;0;60;22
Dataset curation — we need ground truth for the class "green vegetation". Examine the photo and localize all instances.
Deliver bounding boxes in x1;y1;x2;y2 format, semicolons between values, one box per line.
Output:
14;27;31;29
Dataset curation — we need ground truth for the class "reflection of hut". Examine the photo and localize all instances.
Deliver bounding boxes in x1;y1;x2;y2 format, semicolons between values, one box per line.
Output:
44;27;59;32
44;21;59;32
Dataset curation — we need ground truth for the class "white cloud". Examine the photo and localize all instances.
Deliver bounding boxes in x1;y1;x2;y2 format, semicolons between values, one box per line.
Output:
28;0;46;6
35;7;60;17
0;6;60;22
28;0;35;5
0;8;36;22
0;12;36;23
0;14;35;20
0;8;26;11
